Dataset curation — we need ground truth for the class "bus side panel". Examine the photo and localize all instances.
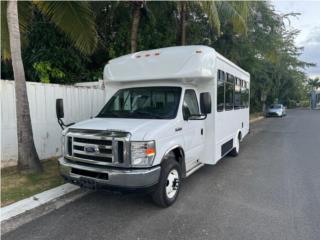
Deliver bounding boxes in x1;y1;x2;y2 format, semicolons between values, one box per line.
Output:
214;57;250;163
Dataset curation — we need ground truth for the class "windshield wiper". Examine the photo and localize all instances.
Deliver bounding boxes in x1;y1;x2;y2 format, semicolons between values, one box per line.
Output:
131;110;166;119
97;112;122;118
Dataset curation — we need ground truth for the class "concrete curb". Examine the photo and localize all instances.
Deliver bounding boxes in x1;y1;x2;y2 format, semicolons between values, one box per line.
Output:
1;183;89;235
250;116;264;123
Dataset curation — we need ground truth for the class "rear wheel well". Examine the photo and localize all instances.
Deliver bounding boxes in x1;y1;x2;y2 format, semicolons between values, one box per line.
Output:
238;131;242;140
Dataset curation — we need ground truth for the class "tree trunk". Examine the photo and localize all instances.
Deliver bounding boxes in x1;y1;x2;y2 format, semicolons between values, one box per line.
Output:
131;2;142;53
7;0;42;173
180;2;187;45
179;1;187;45
261;91;267;115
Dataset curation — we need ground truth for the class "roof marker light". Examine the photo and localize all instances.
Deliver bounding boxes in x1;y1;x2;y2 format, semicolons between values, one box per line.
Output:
145;53;150;57
154;52;160;56
136;55;141;58
196;50;202;53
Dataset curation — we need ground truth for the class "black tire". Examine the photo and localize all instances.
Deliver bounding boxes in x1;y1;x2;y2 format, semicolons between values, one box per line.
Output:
229;136;240;157
152;157;182;207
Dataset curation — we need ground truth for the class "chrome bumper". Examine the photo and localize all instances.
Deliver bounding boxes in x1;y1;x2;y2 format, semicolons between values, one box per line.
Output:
59;157;161;189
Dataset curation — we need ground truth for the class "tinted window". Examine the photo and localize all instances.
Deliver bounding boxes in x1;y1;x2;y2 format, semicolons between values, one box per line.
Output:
240;80;245;108
234;78;241;109
241;81;249;108
270;104;282;109
217;70;225;112
245;82;250;108
225;74;234;110
97;87;181;119
183;89;200;120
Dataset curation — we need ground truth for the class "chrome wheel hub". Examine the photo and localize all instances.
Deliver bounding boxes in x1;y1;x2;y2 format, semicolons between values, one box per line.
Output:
165;169;179;199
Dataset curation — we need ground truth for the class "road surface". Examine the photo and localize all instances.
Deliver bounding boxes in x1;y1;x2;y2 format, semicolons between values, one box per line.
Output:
3;109;320;240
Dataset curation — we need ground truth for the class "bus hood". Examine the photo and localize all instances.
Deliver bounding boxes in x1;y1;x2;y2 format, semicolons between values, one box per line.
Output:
68;117;172;140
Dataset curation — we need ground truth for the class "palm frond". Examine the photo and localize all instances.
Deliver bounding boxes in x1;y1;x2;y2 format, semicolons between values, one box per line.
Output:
1;1;31;60
197;1;221;35
1;1;10;60
216;1;248;35
34;1;98;55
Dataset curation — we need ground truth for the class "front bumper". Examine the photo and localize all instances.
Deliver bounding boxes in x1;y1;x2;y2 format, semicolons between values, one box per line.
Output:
59;157;161;190
267;111;282;117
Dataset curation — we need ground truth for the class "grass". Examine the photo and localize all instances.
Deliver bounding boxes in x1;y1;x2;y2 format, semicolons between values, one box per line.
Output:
1;158;64;207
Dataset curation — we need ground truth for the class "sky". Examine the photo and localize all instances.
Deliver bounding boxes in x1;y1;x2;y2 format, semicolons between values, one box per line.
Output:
272;0;320;78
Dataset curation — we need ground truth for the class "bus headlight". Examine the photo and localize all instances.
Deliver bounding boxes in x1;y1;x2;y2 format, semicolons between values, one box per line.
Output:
130;141;156;167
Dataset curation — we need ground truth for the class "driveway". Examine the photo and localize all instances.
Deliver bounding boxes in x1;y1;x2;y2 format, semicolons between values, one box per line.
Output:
3;109;320;240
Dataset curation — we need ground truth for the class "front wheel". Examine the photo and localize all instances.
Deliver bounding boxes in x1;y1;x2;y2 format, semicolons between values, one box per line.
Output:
152;158;181;207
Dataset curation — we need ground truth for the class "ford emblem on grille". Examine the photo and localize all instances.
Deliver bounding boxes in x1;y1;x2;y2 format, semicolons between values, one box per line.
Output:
84;146;98;153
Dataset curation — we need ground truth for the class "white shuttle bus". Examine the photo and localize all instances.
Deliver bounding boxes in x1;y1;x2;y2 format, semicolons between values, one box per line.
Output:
57;46;250;207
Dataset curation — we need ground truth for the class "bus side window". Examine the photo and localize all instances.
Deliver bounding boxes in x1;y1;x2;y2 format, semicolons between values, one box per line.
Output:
183;89;200;120
225;74;234;110
234;78;241;109
245;82;250;108
217;70;225;112
240;80;246;108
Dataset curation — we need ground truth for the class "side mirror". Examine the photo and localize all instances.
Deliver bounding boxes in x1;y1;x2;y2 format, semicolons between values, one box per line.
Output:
200;92;212;115
56;99;64;119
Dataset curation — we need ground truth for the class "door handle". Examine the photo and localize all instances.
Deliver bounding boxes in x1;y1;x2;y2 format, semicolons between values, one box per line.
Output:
201;128;203;135
175;127;182;132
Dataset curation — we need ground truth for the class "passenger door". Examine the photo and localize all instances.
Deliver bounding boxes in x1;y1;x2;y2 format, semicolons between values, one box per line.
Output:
182;89;205;170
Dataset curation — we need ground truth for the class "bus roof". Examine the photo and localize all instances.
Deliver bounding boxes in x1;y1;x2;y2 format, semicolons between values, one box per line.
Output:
103;45;249;82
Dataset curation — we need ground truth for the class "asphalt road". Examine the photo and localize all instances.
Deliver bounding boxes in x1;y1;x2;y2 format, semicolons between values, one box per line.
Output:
3;109;320;240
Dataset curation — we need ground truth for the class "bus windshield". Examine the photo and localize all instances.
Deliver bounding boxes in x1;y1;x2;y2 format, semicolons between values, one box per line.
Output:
97;87;182;119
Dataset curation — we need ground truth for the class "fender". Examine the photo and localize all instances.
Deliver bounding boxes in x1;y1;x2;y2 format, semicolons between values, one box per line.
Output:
161;145;186;178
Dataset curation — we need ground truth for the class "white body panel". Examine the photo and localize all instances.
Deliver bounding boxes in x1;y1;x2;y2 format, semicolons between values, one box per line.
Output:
69;46;250;173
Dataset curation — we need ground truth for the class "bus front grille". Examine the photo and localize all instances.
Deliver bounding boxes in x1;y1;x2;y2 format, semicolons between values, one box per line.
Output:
65;129;129;167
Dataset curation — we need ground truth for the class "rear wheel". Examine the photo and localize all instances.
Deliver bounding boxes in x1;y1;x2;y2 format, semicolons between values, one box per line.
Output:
152;158;181;207
229;135;240;157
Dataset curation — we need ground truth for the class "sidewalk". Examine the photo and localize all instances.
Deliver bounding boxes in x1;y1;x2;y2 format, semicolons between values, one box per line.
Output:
1;183;88;235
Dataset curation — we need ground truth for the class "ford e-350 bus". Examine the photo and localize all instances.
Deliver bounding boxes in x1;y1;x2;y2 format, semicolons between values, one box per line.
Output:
56;46;250;207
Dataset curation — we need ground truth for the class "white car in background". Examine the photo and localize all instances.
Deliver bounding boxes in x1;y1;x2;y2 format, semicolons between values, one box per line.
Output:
266;104;287;117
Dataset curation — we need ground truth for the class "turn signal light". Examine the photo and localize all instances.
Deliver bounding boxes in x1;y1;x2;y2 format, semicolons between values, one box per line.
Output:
145;148;156;156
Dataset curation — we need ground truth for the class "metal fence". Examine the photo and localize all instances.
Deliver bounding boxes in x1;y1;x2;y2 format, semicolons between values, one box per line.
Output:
0;80;106;167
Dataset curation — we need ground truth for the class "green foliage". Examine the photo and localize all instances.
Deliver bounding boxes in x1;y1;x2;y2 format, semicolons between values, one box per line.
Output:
307;77;320;90
1;1;98;60
34;1;98;55
33;61;65;83
1;1;314;111
19;10;101;84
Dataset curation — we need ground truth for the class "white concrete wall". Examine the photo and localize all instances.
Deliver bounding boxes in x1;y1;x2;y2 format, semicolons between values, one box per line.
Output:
0;80;106;167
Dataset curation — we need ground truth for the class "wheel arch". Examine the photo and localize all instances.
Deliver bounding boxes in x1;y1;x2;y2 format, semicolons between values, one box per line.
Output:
161;145;186;178
237;129;242;141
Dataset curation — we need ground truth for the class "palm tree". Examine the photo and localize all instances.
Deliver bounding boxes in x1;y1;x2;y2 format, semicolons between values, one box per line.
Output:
3;1;98;173
131;1;142;53
6;0;42;172
130;1;146;53
308;77;320;91
176;1;249;45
